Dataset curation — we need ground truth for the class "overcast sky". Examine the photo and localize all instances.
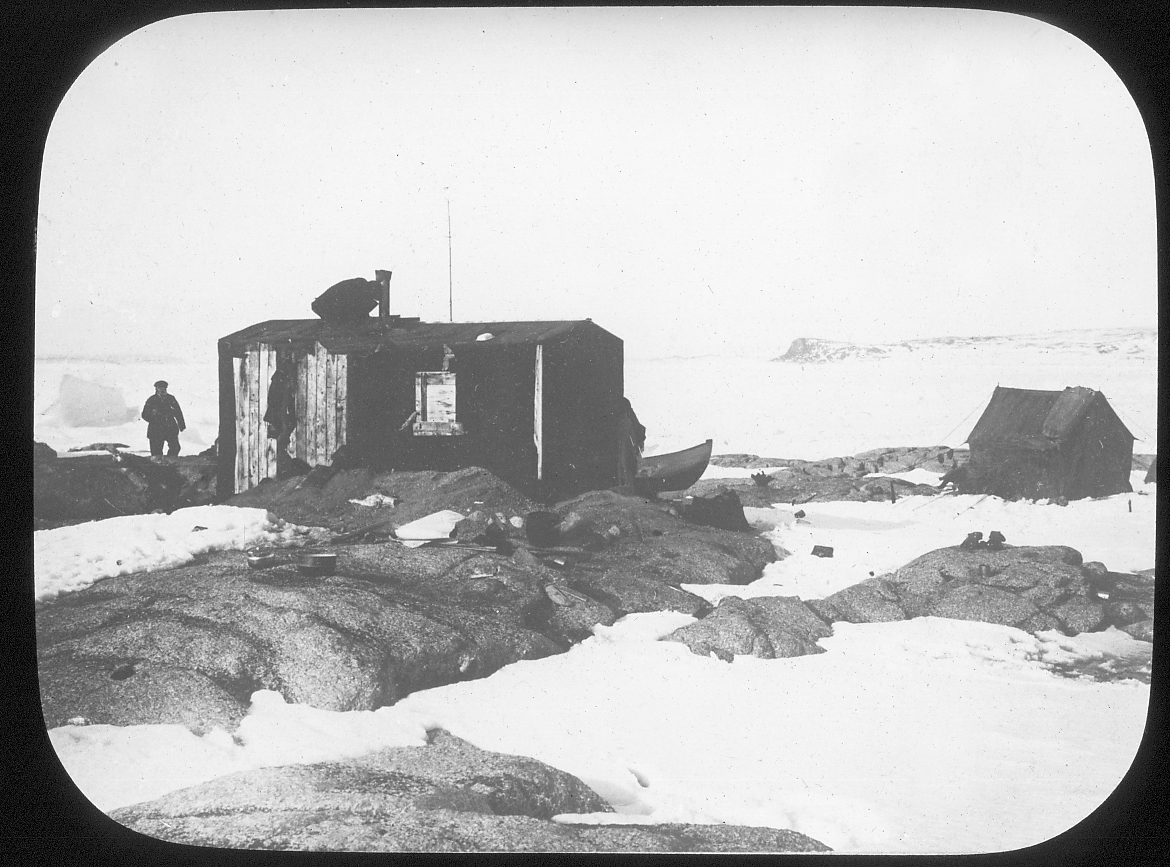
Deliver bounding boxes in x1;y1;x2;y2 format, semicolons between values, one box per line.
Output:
35;6;1155;361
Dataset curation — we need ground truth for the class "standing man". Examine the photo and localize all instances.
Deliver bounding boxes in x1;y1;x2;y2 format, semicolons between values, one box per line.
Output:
264;365;297;475
142;380;185;458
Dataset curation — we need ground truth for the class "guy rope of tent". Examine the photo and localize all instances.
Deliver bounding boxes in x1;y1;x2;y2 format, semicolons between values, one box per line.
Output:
895;393;991;474
929;393;990;451
1109;402;1155;445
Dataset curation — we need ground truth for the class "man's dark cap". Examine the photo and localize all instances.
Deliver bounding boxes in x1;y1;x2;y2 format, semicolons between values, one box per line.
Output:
154;380;168;388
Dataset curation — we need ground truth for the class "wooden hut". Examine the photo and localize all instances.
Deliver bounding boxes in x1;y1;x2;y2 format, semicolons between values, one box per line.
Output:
218;278;625;502
964;386;1134;500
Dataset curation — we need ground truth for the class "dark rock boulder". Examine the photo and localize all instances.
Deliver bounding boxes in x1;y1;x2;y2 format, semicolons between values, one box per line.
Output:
1094;568;1155;638
1049;596;1108;634
38;470;787;733
806;579;907;625
109;729;830;852
169;455;218;509
38;659;248;734
680;489;754;532
557;490;777;587
34;454;169;523
542;587;619;646
665;596;831;661
811;545;1119;636
34;451;217;523
1120;619;1153;643
567;571;710;619
750;595;835;645
927;584;1054;631
575;822;830;853
230;466;540;537
665;598;773;661
36;547;562;731
454;510;494;542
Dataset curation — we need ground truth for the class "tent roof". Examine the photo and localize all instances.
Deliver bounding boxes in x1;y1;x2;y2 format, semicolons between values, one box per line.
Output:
966;386;1133;449
219;318;617;355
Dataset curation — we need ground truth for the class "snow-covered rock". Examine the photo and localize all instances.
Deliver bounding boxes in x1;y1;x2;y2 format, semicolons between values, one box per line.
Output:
807;544;1152;641
107;728;829;852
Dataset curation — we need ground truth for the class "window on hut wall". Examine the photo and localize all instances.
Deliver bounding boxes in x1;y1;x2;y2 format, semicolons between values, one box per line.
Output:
413;371;465;435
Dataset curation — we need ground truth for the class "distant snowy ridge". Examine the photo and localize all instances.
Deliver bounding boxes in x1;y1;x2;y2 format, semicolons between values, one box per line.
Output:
774;327;1157;364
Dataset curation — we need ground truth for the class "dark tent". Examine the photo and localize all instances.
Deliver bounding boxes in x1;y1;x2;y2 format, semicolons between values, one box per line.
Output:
963;386;1134;501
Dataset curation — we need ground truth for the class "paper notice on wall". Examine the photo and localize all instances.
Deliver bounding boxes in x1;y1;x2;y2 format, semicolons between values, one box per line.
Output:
419;372;457;423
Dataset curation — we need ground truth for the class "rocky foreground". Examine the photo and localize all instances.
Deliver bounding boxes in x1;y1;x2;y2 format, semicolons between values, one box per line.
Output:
107;728;829;853
37;469;776;733
35;453;1154;852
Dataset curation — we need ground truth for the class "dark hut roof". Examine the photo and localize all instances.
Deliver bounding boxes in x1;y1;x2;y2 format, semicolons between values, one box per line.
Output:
966;386;1133;449
219;318;615;355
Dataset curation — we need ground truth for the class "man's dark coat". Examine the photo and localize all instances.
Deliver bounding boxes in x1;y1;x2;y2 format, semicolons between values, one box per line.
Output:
142;393;185;439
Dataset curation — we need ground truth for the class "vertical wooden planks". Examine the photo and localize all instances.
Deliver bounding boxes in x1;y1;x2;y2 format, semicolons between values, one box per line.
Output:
240;350;255;492
315;342;328;463
255;346;267;483
246;347;260;490
234;356;245;494
304;346;317;465
324;350;335;460
295;353;308;462
261;345;278;480
242;351;253;491
335;354;347;449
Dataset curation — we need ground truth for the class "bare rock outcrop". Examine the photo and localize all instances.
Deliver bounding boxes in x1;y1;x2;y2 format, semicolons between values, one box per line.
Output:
807;545;1151;639
37;547;562;732
34;451;217;527
109;729;830;853
37;475;782;732
665;596;832;662
229;466;539;537
558;490;777;586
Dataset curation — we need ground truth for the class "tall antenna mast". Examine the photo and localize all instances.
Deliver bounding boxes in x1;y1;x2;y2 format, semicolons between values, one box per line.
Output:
447;199;453;323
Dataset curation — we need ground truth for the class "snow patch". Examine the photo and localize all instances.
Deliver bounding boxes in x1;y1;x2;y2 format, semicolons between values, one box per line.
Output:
34;506;327;602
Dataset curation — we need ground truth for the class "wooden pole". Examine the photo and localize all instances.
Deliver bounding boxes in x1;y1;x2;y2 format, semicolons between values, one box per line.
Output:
447;199;453;322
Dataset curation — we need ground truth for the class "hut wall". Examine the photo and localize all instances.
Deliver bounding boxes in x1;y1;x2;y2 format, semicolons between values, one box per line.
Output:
539;328;624;500
293;342;347;467
223;340;348;494
968;444;1059;500
233;344;279;493
218;321;622;499
1061;403;1134;499
347;343;541;495
461;344;540;491
347;345;475;472
217;341;237;501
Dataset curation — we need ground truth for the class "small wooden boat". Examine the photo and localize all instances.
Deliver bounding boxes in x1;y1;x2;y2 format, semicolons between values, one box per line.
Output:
634;439;713;495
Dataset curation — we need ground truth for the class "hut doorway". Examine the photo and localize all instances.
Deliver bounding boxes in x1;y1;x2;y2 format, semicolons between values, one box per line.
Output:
232;341;348;493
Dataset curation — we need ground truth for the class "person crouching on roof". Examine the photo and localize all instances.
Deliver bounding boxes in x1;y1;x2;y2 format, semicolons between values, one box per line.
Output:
142;380;186;458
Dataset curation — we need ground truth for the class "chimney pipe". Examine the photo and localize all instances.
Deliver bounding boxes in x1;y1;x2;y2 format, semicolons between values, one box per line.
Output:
374;270;392;321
